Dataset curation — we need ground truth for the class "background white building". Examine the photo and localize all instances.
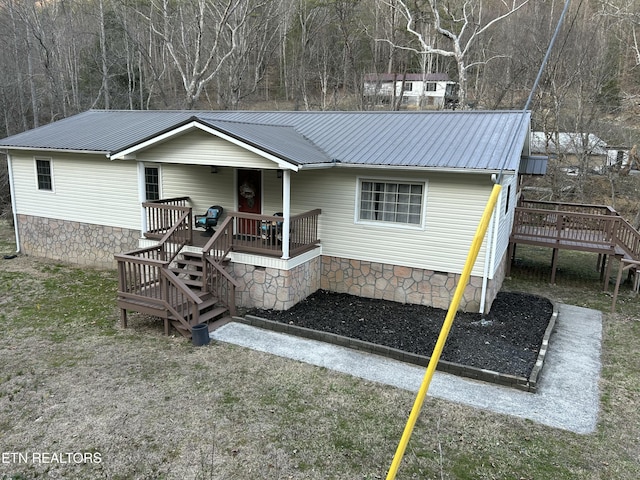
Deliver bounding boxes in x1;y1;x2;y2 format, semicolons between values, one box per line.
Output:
363;73;458;109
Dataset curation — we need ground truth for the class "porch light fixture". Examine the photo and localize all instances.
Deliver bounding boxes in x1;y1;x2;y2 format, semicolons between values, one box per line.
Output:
210;166;218;174
276;169;283;179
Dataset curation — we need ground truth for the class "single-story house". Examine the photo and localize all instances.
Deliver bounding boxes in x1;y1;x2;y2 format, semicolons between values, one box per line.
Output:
363;73;458;108
1;109;537;324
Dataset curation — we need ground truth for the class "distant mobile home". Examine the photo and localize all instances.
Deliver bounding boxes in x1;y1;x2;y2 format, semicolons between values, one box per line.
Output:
363;73;458;109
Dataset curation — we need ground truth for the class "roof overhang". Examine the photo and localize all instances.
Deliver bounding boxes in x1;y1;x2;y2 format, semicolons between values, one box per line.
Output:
298;162;517;175
108;119;299;171
0;146;110;156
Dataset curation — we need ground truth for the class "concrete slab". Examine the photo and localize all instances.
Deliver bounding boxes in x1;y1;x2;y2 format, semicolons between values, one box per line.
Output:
211;303;602;434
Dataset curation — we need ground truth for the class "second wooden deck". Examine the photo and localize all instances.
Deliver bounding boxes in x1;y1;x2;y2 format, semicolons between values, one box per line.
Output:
509;199;640;287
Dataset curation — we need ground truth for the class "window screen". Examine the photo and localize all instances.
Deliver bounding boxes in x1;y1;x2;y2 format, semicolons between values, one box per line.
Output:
145;166;160;201
359;180;423;225
36;159;52;191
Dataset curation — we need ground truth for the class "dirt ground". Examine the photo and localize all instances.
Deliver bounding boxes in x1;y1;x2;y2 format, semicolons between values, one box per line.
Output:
249;290;553;378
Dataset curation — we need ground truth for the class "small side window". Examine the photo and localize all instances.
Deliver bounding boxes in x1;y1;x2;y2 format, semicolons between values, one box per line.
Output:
145;166;160;201
35;158;53;191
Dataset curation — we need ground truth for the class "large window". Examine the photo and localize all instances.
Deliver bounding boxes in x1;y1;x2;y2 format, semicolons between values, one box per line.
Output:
359;180;424;226
35;158;53;191
425;82;436;92
144;166;160;201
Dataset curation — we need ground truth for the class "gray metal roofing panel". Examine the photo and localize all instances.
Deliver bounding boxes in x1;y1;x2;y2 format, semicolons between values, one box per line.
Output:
205;110;530;171
198;118;331;165
530;131;607;156
0;109;530;172
519;155;548;175
0;110;196;152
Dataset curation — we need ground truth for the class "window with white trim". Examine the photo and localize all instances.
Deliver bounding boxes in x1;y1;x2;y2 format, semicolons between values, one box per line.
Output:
358;179;424;225
35;158;53;191
144;166;160;201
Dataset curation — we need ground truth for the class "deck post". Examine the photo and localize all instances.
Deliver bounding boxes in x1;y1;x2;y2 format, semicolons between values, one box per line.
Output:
120;308;128;329
603;254;613;291
550;248;559;284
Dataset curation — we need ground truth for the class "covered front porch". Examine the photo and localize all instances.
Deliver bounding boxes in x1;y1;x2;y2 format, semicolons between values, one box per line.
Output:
142;196;321;259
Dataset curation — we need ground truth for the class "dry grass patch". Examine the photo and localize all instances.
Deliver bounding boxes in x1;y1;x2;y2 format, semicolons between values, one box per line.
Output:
1;222;640;479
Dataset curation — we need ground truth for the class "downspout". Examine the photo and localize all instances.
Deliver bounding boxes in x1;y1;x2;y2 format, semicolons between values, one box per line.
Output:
282;169;291;259
7;153;20;253
137;161;148;235
479;177;501;314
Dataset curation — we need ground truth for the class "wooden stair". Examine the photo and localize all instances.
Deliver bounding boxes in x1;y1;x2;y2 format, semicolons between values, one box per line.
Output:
168;251;232;338
171;251;205;291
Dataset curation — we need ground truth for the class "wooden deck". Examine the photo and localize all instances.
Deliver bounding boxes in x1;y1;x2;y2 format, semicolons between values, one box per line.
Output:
116;199;321;337
509;199;640;288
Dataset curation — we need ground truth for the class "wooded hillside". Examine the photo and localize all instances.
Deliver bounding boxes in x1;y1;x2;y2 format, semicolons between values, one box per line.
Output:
1;0;640;216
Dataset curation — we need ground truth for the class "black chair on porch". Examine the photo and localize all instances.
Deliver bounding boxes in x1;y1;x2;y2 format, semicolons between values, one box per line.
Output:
195;205;223;234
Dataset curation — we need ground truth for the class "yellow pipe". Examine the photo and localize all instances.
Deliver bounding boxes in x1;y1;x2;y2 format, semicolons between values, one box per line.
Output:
386;183;503;480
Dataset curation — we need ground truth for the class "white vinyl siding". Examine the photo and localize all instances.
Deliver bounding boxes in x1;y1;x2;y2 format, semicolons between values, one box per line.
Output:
11;152;140;229
492;174;518;275
135;129;280;170
160;164;285;218
290;168;496;277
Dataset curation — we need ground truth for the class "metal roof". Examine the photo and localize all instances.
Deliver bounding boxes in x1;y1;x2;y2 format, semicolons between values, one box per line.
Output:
531;131;607;156
0;109;531;172
519;155;548;175
363;73;451;82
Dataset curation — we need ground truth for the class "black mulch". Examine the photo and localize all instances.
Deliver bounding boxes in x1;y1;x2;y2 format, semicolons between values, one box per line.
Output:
247;290;553;378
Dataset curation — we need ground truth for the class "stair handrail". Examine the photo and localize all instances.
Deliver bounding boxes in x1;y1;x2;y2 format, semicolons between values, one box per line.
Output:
203;255;241;287
612;215;640;260
161;269;202;332
199;216;237;317
156;209;193;264
201;216;234;261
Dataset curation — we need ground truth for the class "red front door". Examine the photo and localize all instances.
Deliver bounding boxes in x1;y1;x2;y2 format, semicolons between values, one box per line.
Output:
237;169;262;234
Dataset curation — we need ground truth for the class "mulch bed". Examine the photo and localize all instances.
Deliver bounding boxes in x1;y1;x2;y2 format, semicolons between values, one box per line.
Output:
247;290;553;378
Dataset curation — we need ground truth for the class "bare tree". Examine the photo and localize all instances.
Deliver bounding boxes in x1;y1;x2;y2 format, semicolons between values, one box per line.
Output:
140;0;253;109
379;0;529;108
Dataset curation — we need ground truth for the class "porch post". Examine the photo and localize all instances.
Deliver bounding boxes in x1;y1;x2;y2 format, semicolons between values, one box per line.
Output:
282;170;291;259
137;162;148;234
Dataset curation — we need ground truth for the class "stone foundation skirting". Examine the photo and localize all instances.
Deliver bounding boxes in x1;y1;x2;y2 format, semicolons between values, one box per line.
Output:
231;256;321;311
16;215;140;268
321;255;507;313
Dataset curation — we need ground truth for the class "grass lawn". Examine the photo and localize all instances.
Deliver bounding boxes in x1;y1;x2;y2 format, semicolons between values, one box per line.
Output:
0;220;639;479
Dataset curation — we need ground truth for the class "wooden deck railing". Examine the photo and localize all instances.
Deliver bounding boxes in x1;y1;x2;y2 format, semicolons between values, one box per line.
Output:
613;216;640;260
115;247;201;334
229;209;321;257
202;216;239;317
144;196;192;242
290;209;322;256
517;198;616;217
512;208;617;252
513;202;640;261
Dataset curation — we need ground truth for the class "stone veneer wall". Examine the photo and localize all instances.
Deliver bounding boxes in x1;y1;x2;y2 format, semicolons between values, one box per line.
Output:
321;254;508;313
230;256;321;311
17;215;140;268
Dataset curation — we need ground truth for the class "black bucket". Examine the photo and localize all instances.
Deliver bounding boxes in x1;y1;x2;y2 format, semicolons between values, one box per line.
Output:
191;323;210;346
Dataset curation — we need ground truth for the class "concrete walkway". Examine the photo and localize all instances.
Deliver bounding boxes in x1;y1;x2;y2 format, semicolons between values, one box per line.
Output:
211;303;602;434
